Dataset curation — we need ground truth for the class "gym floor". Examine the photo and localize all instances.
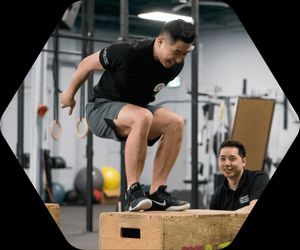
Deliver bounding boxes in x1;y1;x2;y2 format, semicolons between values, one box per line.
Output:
58;203;116;250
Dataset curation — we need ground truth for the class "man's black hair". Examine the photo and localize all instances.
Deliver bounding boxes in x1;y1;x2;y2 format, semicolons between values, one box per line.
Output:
159;19;195;44
219;139;247;158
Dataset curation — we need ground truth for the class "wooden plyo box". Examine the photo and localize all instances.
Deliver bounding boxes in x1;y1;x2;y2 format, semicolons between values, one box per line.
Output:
101;189;120;205
99;209;249;250
45;203;60;225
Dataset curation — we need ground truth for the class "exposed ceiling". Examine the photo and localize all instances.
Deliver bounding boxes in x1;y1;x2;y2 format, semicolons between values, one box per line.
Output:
65;0;241;37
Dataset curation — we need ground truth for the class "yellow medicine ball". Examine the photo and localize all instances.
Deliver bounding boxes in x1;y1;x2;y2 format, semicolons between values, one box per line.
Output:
100;166;121;190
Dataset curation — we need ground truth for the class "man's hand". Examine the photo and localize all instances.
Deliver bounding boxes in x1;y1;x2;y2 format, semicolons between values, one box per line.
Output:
60;91;76;116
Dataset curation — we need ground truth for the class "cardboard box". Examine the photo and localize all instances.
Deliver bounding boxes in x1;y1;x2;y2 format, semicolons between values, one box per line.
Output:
100;209;249;250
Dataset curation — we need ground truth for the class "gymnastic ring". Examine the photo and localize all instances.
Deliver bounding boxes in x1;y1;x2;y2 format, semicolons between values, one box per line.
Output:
50;120;62;140
76;117;89;139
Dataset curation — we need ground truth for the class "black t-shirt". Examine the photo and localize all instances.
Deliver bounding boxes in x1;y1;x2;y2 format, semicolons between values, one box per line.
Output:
209;169;269;210
90;39;184;107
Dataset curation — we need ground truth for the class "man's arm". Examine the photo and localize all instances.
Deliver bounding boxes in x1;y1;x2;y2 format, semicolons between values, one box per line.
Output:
236;171;269;212
60;51;104;115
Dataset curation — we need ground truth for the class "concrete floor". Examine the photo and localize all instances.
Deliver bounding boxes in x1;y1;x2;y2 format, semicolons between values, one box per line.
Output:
58;203;116;250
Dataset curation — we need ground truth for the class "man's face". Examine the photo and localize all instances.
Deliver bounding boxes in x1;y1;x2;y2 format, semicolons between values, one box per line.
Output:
156;36;193;68
218;146;246;179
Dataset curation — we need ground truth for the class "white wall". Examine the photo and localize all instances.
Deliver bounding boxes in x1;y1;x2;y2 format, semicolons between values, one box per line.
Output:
199;27;299;177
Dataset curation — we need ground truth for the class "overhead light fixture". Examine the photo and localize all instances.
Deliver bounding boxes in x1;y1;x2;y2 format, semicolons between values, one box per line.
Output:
138;11;194;23
172;1;229;12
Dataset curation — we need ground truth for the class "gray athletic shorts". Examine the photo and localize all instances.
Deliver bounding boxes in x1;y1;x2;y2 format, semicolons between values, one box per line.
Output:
86;98;162;146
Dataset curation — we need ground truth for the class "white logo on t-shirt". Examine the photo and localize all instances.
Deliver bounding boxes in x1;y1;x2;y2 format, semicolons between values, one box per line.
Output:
102;48;109;65
239;195;250;204
153;83;166;92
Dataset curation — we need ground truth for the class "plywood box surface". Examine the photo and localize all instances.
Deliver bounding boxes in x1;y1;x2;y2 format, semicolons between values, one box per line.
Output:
45;203;60;224
100;209;249;250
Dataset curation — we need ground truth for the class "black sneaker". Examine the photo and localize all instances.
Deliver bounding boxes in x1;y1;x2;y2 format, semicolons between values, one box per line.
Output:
145;185;190;211
125;182;152;212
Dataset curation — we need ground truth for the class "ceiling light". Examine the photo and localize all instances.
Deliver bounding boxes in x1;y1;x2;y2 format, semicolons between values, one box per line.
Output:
138;11;194;23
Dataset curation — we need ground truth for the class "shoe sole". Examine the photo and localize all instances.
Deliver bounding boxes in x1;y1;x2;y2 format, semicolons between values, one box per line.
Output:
129;199;152;212
165;203;191;211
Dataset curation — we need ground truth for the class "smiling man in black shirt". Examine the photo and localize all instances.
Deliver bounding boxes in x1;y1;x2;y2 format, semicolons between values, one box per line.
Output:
210;139;269;212
60;19;195;212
